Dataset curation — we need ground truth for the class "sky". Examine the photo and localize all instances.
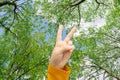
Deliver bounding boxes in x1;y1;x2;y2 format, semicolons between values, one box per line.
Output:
0;12;5;35
73;17;106;36
0;28;3;35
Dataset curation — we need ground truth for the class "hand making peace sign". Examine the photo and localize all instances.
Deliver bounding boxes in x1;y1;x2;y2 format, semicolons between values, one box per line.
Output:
49;25;77;69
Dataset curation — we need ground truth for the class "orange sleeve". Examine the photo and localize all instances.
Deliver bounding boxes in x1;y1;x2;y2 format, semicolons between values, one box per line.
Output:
47;64;70;80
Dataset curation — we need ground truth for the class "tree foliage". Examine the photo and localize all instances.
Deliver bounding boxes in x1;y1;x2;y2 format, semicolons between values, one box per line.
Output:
0;0;120;80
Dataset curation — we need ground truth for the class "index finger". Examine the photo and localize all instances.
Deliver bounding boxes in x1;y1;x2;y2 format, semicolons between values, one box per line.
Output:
64;27;77;42
56;25;63;42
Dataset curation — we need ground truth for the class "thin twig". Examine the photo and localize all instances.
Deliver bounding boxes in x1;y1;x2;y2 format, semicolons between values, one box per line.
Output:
95;0;110;7
92;62;120;80
69;0;86;7
16;58;48;79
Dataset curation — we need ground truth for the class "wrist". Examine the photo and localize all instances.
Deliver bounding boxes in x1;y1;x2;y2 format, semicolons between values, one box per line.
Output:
49;63;64;69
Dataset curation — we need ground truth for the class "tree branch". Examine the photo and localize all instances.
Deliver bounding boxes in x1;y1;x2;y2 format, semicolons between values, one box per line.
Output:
16;58;48;79
84;69;100;79
0;21;17;37
69;0;85;7
0;1;17;8
0;1;26;26
0;1;18;26
93;62;120;80
95;0;109;7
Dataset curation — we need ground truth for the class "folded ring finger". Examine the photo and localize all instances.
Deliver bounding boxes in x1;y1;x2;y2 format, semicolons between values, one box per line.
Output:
67;40;73;46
